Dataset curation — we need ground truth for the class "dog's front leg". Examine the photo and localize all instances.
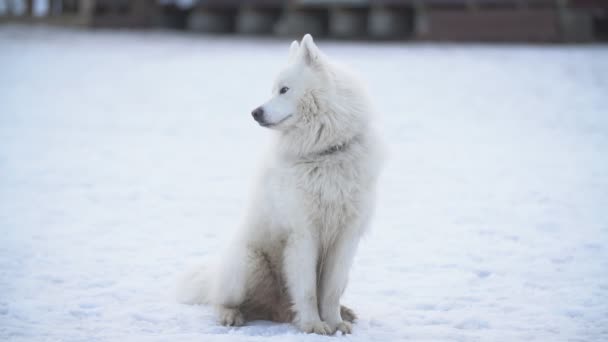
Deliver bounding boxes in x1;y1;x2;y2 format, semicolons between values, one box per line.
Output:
283;231;332;335
319;230;360;334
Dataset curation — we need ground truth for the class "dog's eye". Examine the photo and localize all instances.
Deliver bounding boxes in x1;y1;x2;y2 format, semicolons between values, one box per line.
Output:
279;86;289;95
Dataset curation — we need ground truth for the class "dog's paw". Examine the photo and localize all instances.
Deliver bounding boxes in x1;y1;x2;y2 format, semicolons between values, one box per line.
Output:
340;305;357;323
334;321;353;335
298;320;333;335
218;307;245;327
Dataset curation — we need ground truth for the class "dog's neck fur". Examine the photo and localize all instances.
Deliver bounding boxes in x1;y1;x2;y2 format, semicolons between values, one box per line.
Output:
276;107;366;160
314;133;360;157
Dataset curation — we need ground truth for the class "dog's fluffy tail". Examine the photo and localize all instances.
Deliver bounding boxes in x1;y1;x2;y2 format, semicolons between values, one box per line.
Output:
176;265;211;305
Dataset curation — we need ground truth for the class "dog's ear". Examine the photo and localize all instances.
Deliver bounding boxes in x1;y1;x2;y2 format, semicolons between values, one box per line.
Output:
299;34;322;69
288;40;299;63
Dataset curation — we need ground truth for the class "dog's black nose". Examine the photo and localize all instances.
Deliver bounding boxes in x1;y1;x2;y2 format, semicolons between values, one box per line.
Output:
251;107;264;122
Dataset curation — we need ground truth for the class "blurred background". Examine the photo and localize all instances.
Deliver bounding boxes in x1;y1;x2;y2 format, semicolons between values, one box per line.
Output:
1;0;608;42
1;1;607;342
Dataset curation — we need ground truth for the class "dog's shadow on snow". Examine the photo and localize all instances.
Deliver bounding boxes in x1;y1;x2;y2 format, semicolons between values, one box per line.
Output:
219;321;300;336
219;321;355;337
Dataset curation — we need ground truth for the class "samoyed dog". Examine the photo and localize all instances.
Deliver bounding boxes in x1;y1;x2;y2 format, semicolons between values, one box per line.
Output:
177;34;383;335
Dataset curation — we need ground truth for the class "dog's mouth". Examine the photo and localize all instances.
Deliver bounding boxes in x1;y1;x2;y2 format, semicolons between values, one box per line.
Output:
259;114;293;128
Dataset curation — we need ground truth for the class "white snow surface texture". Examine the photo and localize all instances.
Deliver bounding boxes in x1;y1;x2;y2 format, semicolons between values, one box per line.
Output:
1;26;607;342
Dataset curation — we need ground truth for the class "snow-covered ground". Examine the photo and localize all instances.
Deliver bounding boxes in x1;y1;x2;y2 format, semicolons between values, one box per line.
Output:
1;25;607;341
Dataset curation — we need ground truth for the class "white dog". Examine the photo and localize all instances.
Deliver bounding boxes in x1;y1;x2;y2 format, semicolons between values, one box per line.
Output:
177;34;383;335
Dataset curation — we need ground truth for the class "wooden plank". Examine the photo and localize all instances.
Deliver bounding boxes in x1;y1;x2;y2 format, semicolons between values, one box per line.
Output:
418;8;561;41
370;0;558;7
569;0;608;8
196;0;284;9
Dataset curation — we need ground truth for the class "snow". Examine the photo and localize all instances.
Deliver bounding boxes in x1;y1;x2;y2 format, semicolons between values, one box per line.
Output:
1;25;608;341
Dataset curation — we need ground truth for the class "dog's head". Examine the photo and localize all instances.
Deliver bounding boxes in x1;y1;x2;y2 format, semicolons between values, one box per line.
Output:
251;34;329;131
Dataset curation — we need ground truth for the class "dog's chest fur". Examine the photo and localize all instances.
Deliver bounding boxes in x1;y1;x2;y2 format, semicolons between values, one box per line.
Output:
289;153;363;241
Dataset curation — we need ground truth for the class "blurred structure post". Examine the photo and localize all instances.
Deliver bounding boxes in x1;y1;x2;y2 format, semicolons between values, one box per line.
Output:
328;2;368;38
236;1;282;34
188;1;235;33
369;1;414;38
559;0;594;42
25;0;33;16
49;0;62;16
89;0;159;27
275;1;328;36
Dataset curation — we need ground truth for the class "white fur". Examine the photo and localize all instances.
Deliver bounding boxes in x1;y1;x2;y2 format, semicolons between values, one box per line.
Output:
177;34;384;335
